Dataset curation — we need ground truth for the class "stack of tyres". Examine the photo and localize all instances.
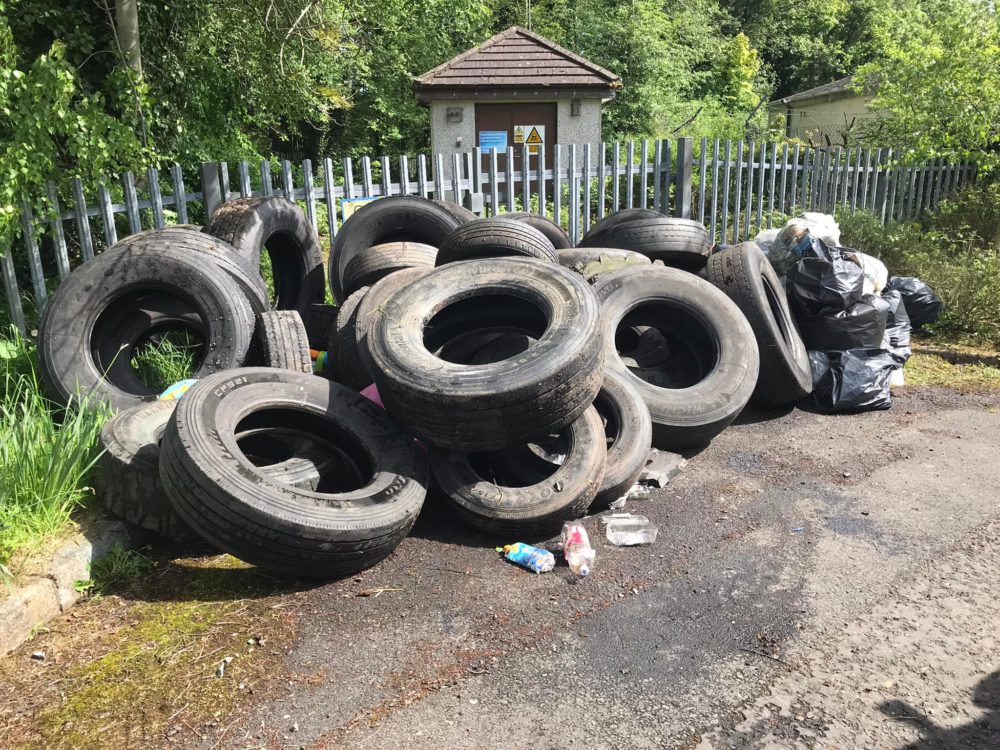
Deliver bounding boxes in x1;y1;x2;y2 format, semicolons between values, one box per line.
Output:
38;195;779;579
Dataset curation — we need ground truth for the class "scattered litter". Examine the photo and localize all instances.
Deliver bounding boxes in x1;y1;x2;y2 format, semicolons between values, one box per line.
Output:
603;513;659;546
639;449;687;488
356;586;403;597
158;378;198;401
216;655;234;678
561;522;595;577
498;543;555;574
30;651;45;661
792;527;805;533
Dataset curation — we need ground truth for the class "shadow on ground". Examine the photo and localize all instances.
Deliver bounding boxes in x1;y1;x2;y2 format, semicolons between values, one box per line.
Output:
880;670;1000;749
101;540;318;603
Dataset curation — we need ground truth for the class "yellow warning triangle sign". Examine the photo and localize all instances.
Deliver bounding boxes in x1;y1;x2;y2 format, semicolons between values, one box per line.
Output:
526;127;543;144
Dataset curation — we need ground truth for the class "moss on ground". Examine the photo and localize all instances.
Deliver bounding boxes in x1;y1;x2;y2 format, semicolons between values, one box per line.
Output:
0;550;302;749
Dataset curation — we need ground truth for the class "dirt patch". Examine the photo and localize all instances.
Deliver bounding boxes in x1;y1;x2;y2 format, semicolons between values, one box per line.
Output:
0;548;305;749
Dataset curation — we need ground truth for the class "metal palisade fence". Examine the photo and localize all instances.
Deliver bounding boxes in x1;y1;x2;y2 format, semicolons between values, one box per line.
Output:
2;136;976;331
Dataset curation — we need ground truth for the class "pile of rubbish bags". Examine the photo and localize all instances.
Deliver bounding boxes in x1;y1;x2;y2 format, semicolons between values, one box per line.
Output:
756;213;942;413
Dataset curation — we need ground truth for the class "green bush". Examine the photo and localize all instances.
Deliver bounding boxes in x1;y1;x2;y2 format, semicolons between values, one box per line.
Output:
838;181;1000;345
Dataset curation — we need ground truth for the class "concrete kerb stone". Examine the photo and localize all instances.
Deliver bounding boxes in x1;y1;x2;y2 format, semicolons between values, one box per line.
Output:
0;516;137;656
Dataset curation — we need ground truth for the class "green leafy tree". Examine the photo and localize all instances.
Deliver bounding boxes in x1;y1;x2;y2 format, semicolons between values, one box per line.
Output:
856;0;1000;165
0;1;144;251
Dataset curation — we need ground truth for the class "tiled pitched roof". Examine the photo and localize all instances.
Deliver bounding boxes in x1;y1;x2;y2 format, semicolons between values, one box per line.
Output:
414;27;620;91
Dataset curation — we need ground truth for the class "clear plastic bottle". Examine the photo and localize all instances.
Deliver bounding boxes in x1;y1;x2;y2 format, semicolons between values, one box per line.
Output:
561;522;595;577
603;513;658;546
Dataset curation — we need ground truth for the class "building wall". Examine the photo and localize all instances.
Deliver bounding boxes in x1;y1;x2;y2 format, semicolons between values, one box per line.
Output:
428;97;605;179
429;100;478;175
556;98;603;165
769;94;880;144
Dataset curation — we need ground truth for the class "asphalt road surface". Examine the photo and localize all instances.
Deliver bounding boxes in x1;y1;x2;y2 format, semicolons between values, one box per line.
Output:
192;385;1000;749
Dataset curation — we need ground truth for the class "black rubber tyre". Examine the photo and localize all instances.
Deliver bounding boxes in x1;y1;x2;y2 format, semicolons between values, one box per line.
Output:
39;244;254;411
369;258;605;451
330;196;461;303
351;268;433;389
300;303;339;350
97;403;340;539
342;242;436;298
255;311;312;373
95;401;194;541
327;286;371;390
592;265;759;450
581;217;711;271
581;208;663;245
591;368;653;507
500;212;572;249
105;228;269;315
435;218;557;266
558;248;651;282
706;242;812;405
433;199;478;224
204;197;324;313
429;405;606;537
159;368;429;578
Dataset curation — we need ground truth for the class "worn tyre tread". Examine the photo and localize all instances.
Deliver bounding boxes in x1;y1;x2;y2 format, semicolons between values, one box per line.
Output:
435;218;557;266
706;242;812;404
342;242;436;298
258;311;313;373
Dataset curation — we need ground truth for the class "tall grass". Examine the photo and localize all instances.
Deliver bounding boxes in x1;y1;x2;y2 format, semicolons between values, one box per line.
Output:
0;329;108;570
130;331;200;392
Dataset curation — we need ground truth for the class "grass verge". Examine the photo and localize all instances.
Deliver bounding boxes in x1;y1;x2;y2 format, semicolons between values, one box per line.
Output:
905;339;1000;392
0;328;107;572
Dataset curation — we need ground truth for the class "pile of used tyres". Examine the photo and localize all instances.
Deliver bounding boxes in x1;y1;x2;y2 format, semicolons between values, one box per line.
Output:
755;213;941;413
38;194;852;579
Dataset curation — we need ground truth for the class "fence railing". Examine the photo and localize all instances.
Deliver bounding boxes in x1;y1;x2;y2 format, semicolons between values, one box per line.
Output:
2;137;976;331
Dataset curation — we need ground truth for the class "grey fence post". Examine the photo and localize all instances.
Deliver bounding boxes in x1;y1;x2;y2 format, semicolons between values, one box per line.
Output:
872;149;889;223
201;162;223;220
675;137;693;219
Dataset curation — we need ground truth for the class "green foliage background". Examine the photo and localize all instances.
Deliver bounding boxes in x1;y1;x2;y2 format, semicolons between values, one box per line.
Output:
0;0;997;253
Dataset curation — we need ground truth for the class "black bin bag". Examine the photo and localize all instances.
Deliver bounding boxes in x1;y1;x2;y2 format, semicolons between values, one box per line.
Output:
881;289;911;362
787;238;865;317
797;293;891;350
885;276;941;329
809;349;898;413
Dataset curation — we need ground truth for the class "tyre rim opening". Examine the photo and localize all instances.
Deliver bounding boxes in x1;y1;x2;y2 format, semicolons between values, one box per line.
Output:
233;408;374;494
423;294;548;364
592;388;621;452
467;431;571;489
616;302;719;389
262;231;305;309
91;289;206;396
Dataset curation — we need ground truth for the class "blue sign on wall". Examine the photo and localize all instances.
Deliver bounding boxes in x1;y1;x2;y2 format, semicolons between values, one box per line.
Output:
479;130;508;151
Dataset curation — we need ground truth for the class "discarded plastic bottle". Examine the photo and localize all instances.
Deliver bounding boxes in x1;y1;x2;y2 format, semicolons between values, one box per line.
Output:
561;522;595;577
603;513;658;546
499;543;555;574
